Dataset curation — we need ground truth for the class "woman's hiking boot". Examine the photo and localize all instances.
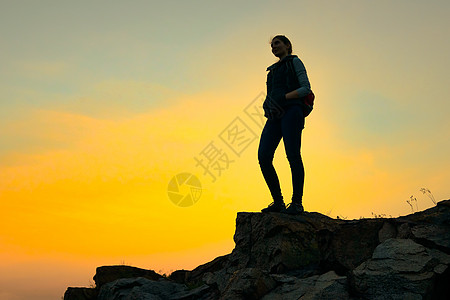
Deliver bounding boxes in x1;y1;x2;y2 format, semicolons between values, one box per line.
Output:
261;201;286;213
284;202;304;215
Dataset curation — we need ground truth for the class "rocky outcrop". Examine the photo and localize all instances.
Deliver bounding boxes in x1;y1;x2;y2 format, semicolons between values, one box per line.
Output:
262;271;349;299
64;287;97;300
94;265;164;287
64;199;450;299
350;238;450;299
97;277;217;300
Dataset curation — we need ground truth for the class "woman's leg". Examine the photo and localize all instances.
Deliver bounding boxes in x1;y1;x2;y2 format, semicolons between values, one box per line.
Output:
258;119;283;204
281;105;305;204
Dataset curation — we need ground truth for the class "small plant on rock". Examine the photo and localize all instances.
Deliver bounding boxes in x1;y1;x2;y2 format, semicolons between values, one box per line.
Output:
420;188;436;205
406;195;418;213
407;187;436;213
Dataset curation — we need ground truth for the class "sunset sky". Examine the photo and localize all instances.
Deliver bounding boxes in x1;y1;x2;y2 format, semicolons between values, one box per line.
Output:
1;1;449;299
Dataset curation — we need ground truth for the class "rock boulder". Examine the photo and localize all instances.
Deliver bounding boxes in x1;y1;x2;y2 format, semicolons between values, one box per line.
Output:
64;199;450;300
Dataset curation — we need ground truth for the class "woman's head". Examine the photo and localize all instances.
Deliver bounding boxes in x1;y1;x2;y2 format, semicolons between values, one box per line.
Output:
271;35;292;59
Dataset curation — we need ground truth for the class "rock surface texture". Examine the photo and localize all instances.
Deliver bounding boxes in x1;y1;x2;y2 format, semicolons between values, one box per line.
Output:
64;199;450;300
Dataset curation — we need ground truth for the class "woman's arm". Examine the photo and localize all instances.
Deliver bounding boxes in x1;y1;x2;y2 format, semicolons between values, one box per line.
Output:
285;89;301;99
285;57;311;99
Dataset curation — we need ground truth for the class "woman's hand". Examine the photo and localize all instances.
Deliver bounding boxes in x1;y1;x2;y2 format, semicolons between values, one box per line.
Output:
285;90;301;100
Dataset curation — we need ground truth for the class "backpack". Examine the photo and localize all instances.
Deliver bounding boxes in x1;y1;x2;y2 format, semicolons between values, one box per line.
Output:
305;90;315;107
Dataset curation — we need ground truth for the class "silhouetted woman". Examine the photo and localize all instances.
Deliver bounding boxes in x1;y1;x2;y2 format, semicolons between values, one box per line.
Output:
259;35;312;214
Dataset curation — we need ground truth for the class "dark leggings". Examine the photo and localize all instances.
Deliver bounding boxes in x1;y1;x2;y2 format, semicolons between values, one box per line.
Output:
258;105;305;203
